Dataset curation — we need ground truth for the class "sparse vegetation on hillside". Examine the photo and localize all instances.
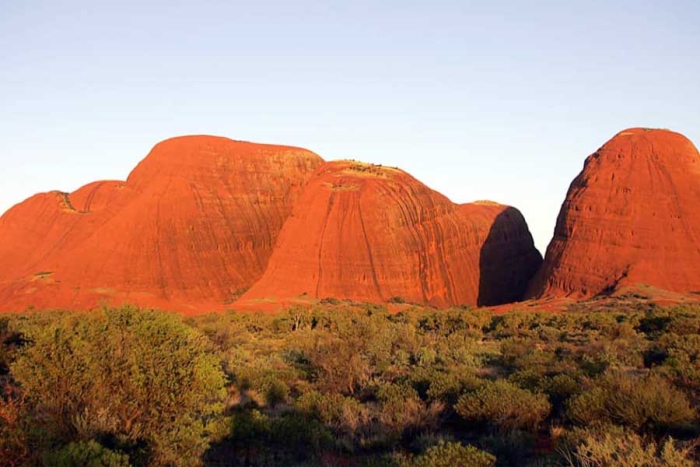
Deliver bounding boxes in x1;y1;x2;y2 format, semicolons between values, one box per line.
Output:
1;301;699;466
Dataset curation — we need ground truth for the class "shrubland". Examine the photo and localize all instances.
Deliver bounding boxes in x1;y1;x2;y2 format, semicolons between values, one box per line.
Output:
0;299;699;466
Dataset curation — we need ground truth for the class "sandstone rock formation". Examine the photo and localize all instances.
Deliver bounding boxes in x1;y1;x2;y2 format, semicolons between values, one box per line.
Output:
0;136;323;312
527;128;700;299
239;161;542;307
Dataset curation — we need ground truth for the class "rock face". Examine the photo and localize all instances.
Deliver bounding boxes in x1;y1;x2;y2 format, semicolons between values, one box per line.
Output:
0;136;323;312
240;161;542;307
527;128;700;299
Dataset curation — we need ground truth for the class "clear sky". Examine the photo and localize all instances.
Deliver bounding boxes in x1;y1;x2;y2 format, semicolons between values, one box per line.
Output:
1;1;698;253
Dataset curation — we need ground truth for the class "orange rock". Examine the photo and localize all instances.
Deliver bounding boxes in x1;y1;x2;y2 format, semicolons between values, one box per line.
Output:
239;161;541;307
0;136;323;312
527;128;700;299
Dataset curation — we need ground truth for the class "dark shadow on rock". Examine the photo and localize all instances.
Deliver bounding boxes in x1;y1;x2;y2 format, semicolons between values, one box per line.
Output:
478;207;543;306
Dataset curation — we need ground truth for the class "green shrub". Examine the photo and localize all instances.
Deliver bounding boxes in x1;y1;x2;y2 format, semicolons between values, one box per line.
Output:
455;380;550;432
296;391;368;435
377;384;443;442
542;373;581;410
230;408;333;463
424;367;483;404
566;372;695;434
261;376;290;407
0;384;31;467
11;306;227;466
403;440;496;467
564;429;693;467
44;440;130;467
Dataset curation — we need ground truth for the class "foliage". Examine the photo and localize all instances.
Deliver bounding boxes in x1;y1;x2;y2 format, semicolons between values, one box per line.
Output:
566;372;695;434
402;440;496;467
563;428;694;467
2;301;700;466
455;380;551;432
43;440;131;467
0;383;31;467
11;306;227;466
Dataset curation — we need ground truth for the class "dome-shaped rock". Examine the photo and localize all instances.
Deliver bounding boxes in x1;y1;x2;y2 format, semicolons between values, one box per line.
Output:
527;128;700;299
240;161;542;307
0;136;323;312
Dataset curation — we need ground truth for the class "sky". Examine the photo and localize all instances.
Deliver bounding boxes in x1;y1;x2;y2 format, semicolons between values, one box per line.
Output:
1;1;699;253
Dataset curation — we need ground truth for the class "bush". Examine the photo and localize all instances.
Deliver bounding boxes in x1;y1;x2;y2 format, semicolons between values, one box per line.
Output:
403;440;496;467
455;380;551;432
0;384;30;467
564;428;694;467
296;391;368;437
43;440;130;467
229;408;333;463
377;384;443;442
11;306;227;466
424;368;483;404
566;372;695;434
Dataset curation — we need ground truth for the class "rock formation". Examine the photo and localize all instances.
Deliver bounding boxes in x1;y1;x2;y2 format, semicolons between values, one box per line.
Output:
527;128;700;299
0;136;323;312
239;161;542;307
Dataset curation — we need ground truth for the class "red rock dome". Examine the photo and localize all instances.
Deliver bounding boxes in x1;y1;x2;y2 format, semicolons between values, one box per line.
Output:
527;128;700;299
239;161;542;307
0;136;323;312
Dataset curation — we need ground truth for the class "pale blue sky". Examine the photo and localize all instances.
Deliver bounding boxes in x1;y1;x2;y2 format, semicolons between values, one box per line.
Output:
1;1;699;252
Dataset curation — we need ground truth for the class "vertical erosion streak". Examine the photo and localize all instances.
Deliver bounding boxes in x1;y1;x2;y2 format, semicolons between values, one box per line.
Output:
154;179;173;298
82;182;105;213
26;193;83;276
430;212;457;305
386;185;429;303
315;191;335;297
357;199;383;300
650;140;699;251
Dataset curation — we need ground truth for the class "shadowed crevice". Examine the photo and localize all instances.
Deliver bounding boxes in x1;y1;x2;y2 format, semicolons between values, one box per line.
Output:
477;207;543;306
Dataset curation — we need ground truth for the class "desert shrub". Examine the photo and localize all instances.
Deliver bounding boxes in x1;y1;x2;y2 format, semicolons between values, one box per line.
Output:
297;391;368;434
230;409;270;450
417;309;488;338
480;429;537;466
230;408;332;463
401;440;496;467
423;367;483;404
656;334;700;397
268;412;334;460
377;384;444;443
566;372;695;434
541;373;582;414
236;366;292;407
303;335;372;395
564;428;694;467
0;383;31;467
0;317;24;376
43;440;130;467
455;380;550;432
11;306;227;466
638;315;674;336
262;377;290;407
